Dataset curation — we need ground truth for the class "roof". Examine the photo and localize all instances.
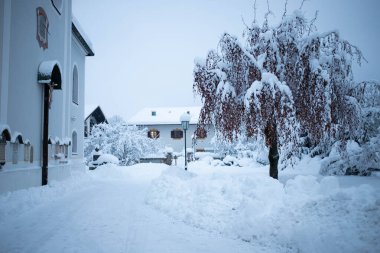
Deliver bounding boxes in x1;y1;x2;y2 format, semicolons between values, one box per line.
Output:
72;16;94;56
85;105;108;123
128;106;201;125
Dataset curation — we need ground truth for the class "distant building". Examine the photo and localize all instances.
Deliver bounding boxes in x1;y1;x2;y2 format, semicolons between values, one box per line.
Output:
128;106;215;152
0;0;94;193
84;106;108;137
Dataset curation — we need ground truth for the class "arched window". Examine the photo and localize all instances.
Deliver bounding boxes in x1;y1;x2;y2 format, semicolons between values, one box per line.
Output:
171;129;183;139
72;131;78;154
148;129;160;139
72;66;79;104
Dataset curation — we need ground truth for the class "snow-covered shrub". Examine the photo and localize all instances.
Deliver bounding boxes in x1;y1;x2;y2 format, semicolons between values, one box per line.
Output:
84;116;160;166
222;155;238;166
320;133;380;175
96;154;119;165
352;81;380;142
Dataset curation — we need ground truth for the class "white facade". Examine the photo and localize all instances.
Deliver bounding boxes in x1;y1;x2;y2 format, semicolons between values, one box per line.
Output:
128;107;215;152
0;0;94;193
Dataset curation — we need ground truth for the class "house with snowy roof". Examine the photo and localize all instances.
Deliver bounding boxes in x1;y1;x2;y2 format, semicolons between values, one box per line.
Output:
84;105;108;137
0;0;94;193
128;106;215;153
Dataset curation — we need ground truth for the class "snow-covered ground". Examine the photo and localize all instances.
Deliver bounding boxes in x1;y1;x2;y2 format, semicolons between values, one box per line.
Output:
0;157;379;253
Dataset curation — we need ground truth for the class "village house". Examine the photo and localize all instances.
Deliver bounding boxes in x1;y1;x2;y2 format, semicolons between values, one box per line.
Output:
84;105;108;137
128;106;215;153
0;0;94;193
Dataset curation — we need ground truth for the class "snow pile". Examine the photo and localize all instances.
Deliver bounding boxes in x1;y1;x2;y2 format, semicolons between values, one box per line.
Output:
321;137;380;176
96;154;119;165
0;171;92;224
146;165;380;252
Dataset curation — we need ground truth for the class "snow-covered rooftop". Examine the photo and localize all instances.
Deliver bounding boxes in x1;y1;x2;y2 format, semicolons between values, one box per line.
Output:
72;16;94;56
128;106;201;125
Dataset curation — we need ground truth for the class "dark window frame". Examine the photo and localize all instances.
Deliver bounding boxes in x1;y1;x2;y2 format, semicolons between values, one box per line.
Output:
171;129;183;139
148;129;160;139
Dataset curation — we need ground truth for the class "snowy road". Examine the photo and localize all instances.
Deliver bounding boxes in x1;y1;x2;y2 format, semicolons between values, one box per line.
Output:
0;164;255;253
0;160;379;253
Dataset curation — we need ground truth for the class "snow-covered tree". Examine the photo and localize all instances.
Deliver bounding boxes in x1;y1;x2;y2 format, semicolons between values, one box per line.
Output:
351;81;380;142
193;6;365;178
84;117;160;166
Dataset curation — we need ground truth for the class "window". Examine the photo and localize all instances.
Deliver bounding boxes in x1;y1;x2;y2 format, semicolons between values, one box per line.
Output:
147;129;160;139
0;136;6;166
64;144;68;158
51;0;63;14
151;111;156;116
24;144;30;162
36;7;49;49
72;131;78;154
171;129;183;139
12;142;19;164
195;128;207;139
30;146;34;163
72;66;79;104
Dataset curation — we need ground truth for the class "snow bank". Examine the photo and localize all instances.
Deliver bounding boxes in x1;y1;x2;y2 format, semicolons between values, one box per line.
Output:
146;164;380;252
96;154;119;165
0;171;92;224
0;164;134;224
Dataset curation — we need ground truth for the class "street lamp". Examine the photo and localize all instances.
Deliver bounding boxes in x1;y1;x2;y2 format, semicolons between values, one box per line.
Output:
180;112;190;171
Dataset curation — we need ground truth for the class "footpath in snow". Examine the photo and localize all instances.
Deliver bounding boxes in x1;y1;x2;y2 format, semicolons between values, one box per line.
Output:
0;157;379;253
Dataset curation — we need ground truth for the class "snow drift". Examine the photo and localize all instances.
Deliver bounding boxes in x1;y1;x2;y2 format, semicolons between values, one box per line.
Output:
146;165;380;252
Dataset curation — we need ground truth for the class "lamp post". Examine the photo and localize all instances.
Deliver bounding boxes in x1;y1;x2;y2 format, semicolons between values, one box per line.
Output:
180;113;190;171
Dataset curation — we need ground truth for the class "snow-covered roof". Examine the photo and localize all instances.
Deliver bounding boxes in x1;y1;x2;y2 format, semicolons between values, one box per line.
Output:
48;136;71;145
128;106;201;125
84;104;108;122
72;16;94;56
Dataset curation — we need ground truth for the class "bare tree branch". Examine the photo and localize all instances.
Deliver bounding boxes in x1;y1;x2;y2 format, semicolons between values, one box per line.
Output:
282;0;288;20
299;0;307;10
308;10;319;36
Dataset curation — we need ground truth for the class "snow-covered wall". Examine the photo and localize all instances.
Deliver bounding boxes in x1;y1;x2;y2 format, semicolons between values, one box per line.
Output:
142;124;215;153
0;0;91;193
70;35;86;162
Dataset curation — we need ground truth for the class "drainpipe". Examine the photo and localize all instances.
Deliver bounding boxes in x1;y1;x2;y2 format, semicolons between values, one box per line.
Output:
42;85;50;185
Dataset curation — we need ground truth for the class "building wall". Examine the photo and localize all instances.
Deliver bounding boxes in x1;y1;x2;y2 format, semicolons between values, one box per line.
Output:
0;0;11;123
70;35;86;166
0;0;88;193
6;0;70;165
143;124;215;152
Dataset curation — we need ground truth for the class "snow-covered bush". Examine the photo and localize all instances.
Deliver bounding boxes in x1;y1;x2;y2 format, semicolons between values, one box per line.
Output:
84;116;160;166
352;81;380;142
96;154;119;165
321;132;380;176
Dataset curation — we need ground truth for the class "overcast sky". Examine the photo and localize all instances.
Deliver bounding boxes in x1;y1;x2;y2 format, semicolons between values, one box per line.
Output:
72;0;380;121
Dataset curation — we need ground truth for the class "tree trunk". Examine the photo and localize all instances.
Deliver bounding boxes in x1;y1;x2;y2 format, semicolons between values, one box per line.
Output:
265;122;279;180
268;142;279;179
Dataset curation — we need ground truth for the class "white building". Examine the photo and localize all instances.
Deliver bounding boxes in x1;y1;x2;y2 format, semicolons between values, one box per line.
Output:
84;105;108;137
0;0;94;193
128;106;215;153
